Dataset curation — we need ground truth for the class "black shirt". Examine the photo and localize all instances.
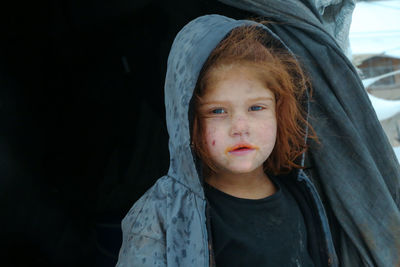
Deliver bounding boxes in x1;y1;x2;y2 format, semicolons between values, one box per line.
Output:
204;176;314;267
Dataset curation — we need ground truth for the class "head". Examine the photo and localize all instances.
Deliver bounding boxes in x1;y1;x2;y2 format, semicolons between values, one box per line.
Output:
191;25;314;177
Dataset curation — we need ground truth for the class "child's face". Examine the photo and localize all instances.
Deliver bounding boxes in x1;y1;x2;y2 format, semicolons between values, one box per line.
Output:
198;65;277;176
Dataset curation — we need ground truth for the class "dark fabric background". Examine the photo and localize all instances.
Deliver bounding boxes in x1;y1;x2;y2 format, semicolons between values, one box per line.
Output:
1;1;252;266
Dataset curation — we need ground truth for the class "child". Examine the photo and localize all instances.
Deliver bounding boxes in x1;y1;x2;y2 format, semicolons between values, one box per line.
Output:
117;14;399;267
190;24;323;266
117;14;331;266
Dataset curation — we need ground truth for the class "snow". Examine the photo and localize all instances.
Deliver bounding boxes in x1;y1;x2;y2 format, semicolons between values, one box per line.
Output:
368;93;400;120
393;146;400;162
362;69;400;88
349;1;400;58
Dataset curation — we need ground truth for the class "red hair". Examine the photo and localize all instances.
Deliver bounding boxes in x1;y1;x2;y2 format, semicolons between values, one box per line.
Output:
191;25;316;176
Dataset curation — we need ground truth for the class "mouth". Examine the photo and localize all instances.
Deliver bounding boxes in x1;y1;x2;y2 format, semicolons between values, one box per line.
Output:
225;144;258;155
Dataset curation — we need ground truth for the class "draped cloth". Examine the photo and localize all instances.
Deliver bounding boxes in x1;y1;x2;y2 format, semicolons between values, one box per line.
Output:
219;0;400;266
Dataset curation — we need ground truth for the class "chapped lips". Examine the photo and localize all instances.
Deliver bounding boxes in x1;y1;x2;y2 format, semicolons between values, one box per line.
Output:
225;144;258;154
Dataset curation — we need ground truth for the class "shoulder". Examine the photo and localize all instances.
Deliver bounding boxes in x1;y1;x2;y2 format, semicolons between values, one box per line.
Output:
121;176;169;239
121;175;199;241
118;176;208;266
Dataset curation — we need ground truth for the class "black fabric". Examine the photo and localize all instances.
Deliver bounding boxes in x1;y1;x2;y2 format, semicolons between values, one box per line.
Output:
205;176;314;267
279;174;326;267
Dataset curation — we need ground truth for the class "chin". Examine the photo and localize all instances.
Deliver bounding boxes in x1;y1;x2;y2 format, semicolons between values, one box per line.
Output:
227;164;260;174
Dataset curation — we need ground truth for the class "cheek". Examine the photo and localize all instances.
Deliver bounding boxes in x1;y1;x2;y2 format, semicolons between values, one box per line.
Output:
204;127;216;146
204;125;222;151
258;120;278;145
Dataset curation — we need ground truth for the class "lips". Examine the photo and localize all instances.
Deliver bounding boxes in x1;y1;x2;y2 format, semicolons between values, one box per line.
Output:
225;143;258;155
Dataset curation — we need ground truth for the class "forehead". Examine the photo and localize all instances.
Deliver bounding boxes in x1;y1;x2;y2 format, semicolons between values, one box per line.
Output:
202;65;275;101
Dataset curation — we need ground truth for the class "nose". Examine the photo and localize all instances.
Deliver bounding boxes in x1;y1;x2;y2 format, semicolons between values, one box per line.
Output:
229;114;249;137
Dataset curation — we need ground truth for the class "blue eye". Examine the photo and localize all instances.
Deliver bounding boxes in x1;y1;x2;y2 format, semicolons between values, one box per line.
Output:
212;108;226;114
249;106;263;111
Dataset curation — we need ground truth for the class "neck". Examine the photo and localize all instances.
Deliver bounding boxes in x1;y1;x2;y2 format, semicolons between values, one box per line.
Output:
205;167;277;199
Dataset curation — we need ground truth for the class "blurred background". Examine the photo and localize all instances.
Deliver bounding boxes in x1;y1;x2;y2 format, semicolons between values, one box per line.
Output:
1;0;399;266
349;0;400;157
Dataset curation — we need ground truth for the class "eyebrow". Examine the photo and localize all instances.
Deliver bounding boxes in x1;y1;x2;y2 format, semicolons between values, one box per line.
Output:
200;97;274;106
248;97;274;102
199;100;229;106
